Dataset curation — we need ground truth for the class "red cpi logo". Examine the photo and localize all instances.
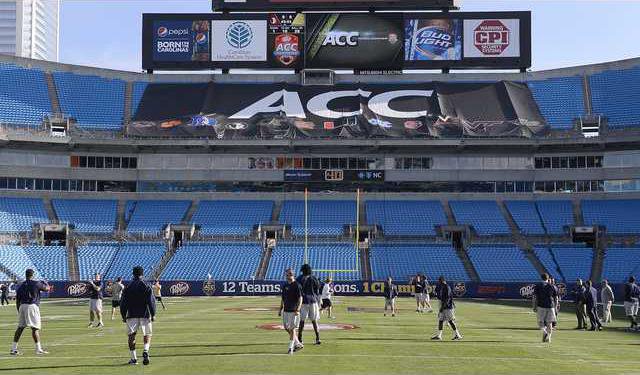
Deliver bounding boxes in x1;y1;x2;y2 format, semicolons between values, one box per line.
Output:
474;20;510;55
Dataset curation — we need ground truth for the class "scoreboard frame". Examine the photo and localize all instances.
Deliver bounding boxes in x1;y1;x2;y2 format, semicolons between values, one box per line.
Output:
211;0;457;11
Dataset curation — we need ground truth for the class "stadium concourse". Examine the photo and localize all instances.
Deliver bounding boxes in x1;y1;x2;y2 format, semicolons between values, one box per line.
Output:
1;52;640;373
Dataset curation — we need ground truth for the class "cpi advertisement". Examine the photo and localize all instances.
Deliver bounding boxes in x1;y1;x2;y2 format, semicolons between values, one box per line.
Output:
142;12;531;71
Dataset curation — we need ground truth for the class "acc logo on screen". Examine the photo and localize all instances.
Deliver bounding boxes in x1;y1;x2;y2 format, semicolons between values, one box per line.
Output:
67;283;88;297
474;20;510;55
226;22;253;49
169;282;190;296
274;34;300;66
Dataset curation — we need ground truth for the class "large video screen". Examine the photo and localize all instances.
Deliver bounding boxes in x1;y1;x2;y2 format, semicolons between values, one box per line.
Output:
212;0;456;11
142;12;531;71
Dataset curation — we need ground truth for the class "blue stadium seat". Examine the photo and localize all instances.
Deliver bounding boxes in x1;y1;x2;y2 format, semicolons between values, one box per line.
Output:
191;200;273;236
53;71;125;130
369;243;469;282
0;197;48;232
528;76;585;130
76;242;118;280
467;245;538;282
536;200;574;235
0;245;41;279
52;199;117;234
162;242;262;280
534;244;593;282
602;246;640;283
279;201;356;236
505;201;545;235
450;201;510;236
105;242;166;280
126;200;191;234
582;199;640;234
24;246;68;280
265;242;360;281
0;63;51;126
132;82;148;118
590;67;640;128
366;200;446;236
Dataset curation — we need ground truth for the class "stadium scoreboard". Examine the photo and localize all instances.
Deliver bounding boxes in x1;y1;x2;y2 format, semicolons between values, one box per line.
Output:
212;0;458;11
142;11;531;71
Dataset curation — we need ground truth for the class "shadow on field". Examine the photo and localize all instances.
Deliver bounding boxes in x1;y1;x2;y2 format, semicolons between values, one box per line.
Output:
0;363;124;371
153;351;275;358
336;337;507;344
160;343;280;349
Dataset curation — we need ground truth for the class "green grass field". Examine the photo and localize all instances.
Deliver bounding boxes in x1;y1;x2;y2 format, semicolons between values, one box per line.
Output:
0;296;639;374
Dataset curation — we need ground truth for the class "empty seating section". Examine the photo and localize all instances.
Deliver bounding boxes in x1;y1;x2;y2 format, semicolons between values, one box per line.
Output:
602;246;640;283
369;243;469;282
536;201;574;235
0;197;48;232
582;200;640;234
0;245;41;279
540;244;593;282
532;247;562;281
105;242;165;280
52;199;117;233
162;242;262;280
126;200;191;234
366;200;446;236
191;200;273;236
467;245;538;282
53;71;125;130
0;63;51;126
24;246;68;280
505;201;545;235
590;67;640;128
450;201;510;236
527;76;584;129
266;243;360;281
132;82;148;117
279;201;355;236
76;243;117;280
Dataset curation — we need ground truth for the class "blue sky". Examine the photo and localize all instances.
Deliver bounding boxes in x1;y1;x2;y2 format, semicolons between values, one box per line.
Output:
59;0;640;72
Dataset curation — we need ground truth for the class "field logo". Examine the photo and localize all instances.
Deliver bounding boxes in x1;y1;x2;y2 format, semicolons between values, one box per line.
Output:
67;282;88;297
226;22;253;49
274;33;300;66
203;279;216;296
169;282;191;296
519;284;536;299
474;20;511;55
453;282;466;297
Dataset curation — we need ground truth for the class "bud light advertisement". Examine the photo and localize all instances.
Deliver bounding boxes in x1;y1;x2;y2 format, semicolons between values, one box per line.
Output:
152;20;210;62
405;19;462;61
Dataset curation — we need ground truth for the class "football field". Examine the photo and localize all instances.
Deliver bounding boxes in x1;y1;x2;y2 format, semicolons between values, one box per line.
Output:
0;296;639;375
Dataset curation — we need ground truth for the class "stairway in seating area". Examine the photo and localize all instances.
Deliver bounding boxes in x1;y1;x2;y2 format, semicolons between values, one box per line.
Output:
66;240;80;281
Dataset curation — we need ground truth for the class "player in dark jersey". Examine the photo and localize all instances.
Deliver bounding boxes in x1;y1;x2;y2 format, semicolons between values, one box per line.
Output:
532;273;558;343
584;280;603;331
296;264;322;345
431;276;462;341
279;268;303;355
120;266;156;365
623;276;640;330
384;276;398;317
10;269;50;355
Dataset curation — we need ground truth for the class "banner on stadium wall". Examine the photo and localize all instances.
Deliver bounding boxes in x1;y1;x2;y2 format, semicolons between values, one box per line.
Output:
45;281;603;300
128;81;548;139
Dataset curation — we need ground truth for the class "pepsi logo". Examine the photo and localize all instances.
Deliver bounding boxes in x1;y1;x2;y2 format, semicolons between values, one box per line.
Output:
169;282;190;296
67;283;88;297
157;27;168;38
195;32;207;44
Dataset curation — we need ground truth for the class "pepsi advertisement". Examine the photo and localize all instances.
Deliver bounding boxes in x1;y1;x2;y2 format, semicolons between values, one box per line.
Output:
152;20;210;62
